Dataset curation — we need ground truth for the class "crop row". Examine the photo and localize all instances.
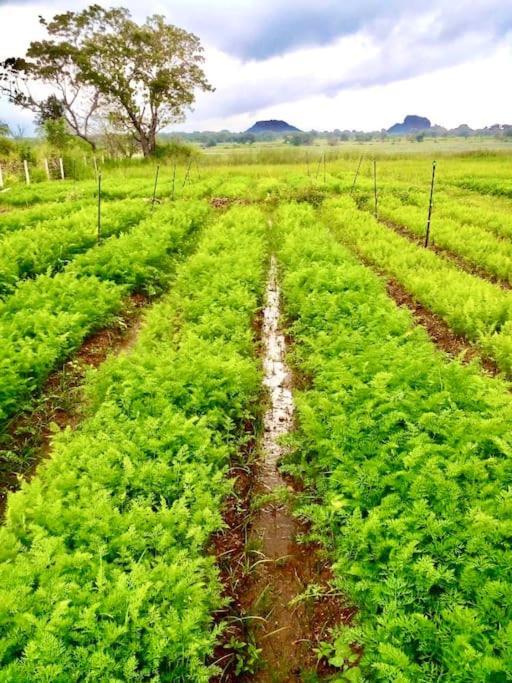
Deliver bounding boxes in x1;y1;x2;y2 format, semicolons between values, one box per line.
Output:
0;199;149;297
0;199;95;237
277;203;512;681
386;185;512;242
0;206;266;681
0;201;208;424
325;197;512;373
376;194;512;285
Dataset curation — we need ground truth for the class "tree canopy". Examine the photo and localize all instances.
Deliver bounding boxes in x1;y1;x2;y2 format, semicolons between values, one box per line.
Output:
0;4;213;155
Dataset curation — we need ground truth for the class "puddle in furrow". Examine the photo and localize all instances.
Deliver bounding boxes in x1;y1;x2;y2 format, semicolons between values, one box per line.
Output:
241;256;340;682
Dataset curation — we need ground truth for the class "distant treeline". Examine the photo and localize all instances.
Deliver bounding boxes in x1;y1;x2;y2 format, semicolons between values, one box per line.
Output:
162;124;512;147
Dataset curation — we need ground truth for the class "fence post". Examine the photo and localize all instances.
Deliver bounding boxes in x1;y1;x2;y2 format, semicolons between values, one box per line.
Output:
373;158;378;219
171;158;177;200
350;155;363;194
182;157;192;188
23;160;30;185
97;172;102;242
151;164;160;210
424;161;437;248
59;157;65;180
0;164;3;189
44;158;50;180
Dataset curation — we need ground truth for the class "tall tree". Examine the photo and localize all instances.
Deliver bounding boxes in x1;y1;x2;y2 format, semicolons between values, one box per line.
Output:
0;5;213;156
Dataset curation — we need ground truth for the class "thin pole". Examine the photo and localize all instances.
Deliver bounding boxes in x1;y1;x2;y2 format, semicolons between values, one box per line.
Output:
350;155;363;194
0;164;3;189
182;157;192;188
151;164;160;210
424;160;437;248
44;158;50;180
23;160;30;185
97;172;102;242
59;157;65;180
171;158;177;200
93;156;98;179
373;158;378;219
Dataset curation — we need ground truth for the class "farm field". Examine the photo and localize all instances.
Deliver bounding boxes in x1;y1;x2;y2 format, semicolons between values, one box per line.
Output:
0;148;512;681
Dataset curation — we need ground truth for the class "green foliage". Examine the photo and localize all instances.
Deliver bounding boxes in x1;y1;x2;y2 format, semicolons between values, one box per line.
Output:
0;199;148;296
276;203;512;681
0;200;207;424
325;196;512;373
378;194;512;284
0;206;266;680
68;200;209;294
42;117;73;151
0;273;123;422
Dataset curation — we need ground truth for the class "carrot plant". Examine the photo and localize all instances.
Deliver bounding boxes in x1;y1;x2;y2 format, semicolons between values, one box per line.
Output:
326;196;512;374
0;201;207;424
0;206;266;681
277;203;512;681
0;199;148;296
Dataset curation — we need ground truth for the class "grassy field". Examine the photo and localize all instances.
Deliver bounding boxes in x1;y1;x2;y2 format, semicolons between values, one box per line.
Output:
0;145;511;681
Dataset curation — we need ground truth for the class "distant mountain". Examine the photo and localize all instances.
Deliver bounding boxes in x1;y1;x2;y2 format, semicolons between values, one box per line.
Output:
246;120;301;134
388;115;431;135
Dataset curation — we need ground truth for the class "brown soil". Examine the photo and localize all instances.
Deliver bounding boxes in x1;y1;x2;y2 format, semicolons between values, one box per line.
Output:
381;217;512;290
0;293;150;519
211;259;355;682
385;276;499;376
210;197;255;209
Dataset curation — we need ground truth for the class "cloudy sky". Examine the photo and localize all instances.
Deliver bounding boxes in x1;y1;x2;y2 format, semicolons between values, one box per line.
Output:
0;0;511;133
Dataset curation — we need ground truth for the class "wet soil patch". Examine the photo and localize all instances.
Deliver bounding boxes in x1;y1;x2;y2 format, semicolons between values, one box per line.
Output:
212;258;355;682
0;293;150;519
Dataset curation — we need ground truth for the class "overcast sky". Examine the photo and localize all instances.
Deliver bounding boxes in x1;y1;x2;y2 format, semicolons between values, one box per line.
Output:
0;0;511;133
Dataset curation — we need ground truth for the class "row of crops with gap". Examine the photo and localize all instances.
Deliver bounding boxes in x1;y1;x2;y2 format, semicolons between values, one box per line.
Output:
0;159;511;680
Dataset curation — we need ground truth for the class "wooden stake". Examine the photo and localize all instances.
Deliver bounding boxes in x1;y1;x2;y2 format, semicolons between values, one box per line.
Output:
97;173;102;242
151;164;160;209
351;155;363;194
373;158;378;219
23;160;30;185
93;156;98;179
0;164;4;189
44;158;50;180
171;158;177;200
315;154;322;180
182;157;192;188
59;157;65;180
424;160;437;248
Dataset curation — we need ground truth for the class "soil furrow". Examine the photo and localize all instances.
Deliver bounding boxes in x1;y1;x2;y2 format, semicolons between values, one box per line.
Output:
380;216;512;290
214;257;351;682
0;293;149;519
342;242;500;376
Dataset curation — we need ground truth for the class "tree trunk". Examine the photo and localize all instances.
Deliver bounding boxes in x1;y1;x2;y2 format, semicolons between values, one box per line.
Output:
140;131;157;157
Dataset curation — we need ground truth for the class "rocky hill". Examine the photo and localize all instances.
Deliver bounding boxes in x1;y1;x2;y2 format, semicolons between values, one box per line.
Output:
388;115;431;135
246;120;301;134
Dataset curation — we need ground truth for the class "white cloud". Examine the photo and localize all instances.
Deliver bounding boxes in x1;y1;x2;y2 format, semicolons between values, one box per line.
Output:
0;0;511;133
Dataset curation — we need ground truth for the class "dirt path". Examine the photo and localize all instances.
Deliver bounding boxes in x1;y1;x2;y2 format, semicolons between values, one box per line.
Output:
237;257;350;681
